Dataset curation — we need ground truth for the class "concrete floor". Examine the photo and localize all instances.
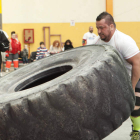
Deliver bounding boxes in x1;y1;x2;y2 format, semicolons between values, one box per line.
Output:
1;63;24;76
103;118;132;140
1;66;132;140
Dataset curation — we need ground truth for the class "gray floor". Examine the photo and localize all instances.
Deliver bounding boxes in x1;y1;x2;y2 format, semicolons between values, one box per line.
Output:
1;66;132;140
1;63;24;76
103;118;132;140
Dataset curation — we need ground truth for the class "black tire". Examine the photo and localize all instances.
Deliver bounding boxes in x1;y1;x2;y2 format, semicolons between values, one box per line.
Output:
0;45;135;140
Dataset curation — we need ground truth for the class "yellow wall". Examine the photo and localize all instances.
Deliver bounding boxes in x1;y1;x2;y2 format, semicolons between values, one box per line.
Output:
3;23;98;52
3;21;140;54
116;22;140;49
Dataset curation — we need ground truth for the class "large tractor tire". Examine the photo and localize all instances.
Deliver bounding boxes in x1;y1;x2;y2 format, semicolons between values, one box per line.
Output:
0;45;135;140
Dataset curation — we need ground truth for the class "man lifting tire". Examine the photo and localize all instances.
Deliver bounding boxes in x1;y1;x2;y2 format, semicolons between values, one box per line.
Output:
93;12;140;140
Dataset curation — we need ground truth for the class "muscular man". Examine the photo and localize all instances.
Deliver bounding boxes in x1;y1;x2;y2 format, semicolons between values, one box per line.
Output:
82;26;97;46
5;31;21;72
93;12;140;140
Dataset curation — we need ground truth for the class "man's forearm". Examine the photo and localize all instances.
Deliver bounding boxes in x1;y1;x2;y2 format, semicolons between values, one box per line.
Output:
131;64;140;90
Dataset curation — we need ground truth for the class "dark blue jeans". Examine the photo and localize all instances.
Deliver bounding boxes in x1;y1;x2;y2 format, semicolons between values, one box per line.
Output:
22;57;28;64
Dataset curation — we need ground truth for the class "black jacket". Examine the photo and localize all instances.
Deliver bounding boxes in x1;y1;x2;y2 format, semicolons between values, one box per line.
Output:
0;30;9;63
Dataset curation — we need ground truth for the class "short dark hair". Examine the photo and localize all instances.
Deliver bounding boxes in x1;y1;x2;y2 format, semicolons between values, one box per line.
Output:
96;12;116;28
11;31;15;35
40;42;44;45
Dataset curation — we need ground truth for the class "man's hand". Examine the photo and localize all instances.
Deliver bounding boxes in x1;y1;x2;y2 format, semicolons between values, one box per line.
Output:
9;47;12;51
134;106;140;110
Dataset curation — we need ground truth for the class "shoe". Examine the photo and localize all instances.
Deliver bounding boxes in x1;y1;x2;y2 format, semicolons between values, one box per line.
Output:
6;69;9;73
130;131;140;140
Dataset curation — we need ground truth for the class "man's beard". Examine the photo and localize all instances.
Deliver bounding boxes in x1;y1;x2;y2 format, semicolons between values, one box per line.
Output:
101;37;106;41
100;35;109;42
99;32;111;42
89;30;93;33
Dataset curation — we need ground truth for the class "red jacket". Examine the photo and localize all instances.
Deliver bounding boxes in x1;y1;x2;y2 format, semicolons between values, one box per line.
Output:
6;38;21;55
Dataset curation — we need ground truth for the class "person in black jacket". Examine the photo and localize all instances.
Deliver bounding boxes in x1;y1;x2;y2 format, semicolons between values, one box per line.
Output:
64;40;73;50
0;30;9;77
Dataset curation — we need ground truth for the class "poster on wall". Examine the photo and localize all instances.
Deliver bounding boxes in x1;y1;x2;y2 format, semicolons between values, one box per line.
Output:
24;29;34;43
70;20;75;26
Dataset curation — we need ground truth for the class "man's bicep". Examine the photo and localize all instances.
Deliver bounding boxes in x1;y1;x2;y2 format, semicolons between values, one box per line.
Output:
126;52;140;65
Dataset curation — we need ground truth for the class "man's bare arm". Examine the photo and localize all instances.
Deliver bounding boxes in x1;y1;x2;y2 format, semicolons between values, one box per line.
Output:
126;52;140;91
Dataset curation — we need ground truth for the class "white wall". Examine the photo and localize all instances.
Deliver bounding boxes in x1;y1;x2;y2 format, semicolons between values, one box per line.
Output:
114;0;140;22
2;0;105;23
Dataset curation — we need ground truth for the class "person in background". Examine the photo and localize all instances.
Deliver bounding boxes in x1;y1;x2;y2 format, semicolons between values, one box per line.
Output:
22;45;28;65
5;31;21;72
36;42;49;60
15;34;21;52
1;30;9;75
0;30;9;77
82;26;97;46
49;40;64;54
64;40;73;50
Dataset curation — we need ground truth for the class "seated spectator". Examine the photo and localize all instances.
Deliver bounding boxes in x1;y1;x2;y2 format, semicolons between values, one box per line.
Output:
36;42;49;60
64;40;73;50
22;45;28;65
49;40;64;54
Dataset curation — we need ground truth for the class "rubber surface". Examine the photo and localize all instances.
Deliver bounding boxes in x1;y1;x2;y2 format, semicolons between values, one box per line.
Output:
0;45;135;140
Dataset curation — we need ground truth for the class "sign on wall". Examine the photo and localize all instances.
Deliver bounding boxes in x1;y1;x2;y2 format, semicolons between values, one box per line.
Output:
70;20;75;26
23;29;34;43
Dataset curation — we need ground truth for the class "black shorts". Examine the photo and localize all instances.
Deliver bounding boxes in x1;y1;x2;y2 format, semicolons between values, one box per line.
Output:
135;80;140;93
135;80;140;106
7;53;18;61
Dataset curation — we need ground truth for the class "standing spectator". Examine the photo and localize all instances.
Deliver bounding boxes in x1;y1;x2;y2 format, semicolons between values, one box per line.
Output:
1;30;9;73
49;40;64;54
64;40;73;50
15;34;21;52
0;30;9;77
5;31;21;72
22;45;28;65
82;26;97;46
36;42;49;60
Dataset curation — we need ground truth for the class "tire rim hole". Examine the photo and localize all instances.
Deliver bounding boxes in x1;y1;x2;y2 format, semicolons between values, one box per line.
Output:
15;65;72;91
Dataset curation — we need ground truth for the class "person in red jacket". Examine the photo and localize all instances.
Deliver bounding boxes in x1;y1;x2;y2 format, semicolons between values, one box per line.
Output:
6;31;21;72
